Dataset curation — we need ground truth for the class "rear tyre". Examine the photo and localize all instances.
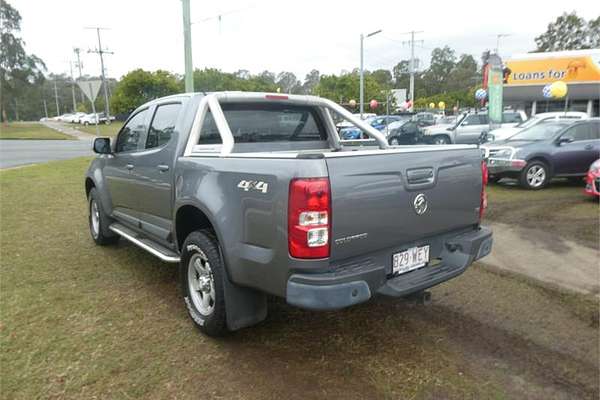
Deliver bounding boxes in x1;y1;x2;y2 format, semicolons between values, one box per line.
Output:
180;230;227;337
432;135;450;145
520;161;549;190
88;188;119;245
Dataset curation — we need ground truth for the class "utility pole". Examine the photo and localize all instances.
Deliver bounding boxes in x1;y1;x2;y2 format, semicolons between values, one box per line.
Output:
359;29;382;118
73;47;85;103
495;33;511;55
69;62;77;112
86;27;113;117
43;99;49;119
181;0;194;92
400;30;424;111
53;79;60;116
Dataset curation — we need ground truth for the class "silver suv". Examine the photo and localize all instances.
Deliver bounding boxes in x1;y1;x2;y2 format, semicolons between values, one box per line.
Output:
424;111;527;144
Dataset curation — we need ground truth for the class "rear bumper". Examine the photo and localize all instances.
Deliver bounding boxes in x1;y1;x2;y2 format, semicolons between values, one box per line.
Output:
286;226;493;310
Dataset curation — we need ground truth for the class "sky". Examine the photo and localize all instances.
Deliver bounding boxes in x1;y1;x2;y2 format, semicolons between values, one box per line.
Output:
11;0;600;81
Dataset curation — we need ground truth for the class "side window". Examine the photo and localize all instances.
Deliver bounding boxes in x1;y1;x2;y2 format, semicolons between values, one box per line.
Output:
503;113;522;123
197;110;223;145
146;103;182;149
115;109;149;153
479;115;489;124
462;115;481;126
562;123;592;142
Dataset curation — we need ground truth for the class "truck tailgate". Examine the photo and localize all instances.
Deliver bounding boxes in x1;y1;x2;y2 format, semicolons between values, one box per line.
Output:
326;148;483;261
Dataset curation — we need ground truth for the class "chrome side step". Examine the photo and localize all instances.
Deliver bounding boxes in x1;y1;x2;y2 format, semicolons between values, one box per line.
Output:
109;223;180;263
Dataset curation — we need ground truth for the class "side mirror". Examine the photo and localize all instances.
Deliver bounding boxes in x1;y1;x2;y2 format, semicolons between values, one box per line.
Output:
557;137;574;146
93;137;112;154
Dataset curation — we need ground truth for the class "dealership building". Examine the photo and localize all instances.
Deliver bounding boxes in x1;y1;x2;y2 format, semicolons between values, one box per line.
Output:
503;49;600;117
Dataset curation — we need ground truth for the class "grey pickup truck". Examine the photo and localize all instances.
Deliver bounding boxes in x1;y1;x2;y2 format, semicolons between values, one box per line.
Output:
85;92;493;336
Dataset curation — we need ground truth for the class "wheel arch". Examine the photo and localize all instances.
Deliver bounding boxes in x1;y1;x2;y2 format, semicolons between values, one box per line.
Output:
526;155;554;176
174;203;224;253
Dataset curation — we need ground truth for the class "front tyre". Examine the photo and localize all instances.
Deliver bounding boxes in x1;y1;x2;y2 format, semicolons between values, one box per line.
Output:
432;135;450;145
389;137;400;146
88;188;119;245
520;161;549;190
180;230;227;336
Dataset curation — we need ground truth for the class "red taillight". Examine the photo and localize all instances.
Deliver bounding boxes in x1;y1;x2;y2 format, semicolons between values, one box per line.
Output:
480;160;488;220
288;178;331;259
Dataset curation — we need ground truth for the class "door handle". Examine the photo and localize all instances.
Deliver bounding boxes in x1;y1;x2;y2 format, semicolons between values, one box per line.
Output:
157;164;169;172
125;164;134;170
584;144;593;150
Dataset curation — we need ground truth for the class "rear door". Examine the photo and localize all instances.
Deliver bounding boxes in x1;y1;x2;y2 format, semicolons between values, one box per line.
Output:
326;148;482;261
554;121;600;174
455;114;487;144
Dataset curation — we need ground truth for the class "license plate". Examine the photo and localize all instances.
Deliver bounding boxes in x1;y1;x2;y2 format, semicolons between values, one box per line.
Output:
392;245;430;275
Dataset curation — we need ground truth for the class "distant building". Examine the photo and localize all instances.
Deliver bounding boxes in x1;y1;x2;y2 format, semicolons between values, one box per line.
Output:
503;49;600;117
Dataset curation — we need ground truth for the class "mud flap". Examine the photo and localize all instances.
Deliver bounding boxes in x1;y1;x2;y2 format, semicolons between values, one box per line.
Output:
222;270;267;331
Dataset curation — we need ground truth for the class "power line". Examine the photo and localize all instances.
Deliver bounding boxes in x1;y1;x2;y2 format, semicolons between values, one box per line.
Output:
86;27;113;117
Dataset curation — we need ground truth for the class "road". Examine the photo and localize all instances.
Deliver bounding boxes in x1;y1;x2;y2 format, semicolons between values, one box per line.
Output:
0;138;93;168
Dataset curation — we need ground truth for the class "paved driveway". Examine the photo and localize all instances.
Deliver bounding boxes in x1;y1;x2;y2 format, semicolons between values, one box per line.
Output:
0;139;93;168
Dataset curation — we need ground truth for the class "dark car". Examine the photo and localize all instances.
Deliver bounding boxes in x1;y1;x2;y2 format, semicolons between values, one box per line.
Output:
387;120;427;145
484;119;600;189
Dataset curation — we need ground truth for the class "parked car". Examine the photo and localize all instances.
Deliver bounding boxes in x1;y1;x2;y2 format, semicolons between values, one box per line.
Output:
584;159;600;197
57;113;74;122
340;115;405;139
487;111;588;142
81;113;115;125
413;112;437;126
85;92;493;336
424;110;527;144
483;119;600;189
335;113;376;130
387;120;427;145
70;112;88;124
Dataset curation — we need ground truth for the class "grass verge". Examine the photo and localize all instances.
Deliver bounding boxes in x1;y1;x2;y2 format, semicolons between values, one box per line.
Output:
77;121;123;137
0;122;73;140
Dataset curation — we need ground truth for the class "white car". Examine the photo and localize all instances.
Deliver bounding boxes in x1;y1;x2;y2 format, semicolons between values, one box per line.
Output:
487;111;589;142
80;113;115;125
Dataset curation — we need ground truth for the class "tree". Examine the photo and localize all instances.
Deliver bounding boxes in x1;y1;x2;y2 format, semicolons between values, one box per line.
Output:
447;54;479;92
421;46;456;96
110;69;181;114
392;60;410;89
534;12;600;51
301;69;320;94
276;71;300;94
371;69;393;89
0;1;46;122
314;71;383;111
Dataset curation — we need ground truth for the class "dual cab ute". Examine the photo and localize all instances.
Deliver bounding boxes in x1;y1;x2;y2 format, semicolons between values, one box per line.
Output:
85;92;493;336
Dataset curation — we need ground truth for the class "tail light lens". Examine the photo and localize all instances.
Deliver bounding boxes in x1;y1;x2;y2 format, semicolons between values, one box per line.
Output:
480;160;488;220
288;178;331;258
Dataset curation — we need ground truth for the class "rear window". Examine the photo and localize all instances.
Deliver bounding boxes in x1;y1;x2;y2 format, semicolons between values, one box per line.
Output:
198;103;327;144
502;112;523;123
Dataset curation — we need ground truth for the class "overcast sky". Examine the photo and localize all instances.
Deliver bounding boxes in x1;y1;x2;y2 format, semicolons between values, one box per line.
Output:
12;0;599;81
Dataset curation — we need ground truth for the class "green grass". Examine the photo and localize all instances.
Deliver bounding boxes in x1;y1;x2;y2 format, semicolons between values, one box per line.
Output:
77;121;123;137
0;122;73;140
486;179;599;248
0;159;597;399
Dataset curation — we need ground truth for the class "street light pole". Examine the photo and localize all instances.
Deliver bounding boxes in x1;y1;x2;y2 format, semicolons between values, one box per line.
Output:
359;29;382;119
181;0;194;92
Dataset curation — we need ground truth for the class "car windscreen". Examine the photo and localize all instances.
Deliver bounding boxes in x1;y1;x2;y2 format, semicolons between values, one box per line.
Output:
198;103;327;144
516;116;541;129
509;122;571;141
